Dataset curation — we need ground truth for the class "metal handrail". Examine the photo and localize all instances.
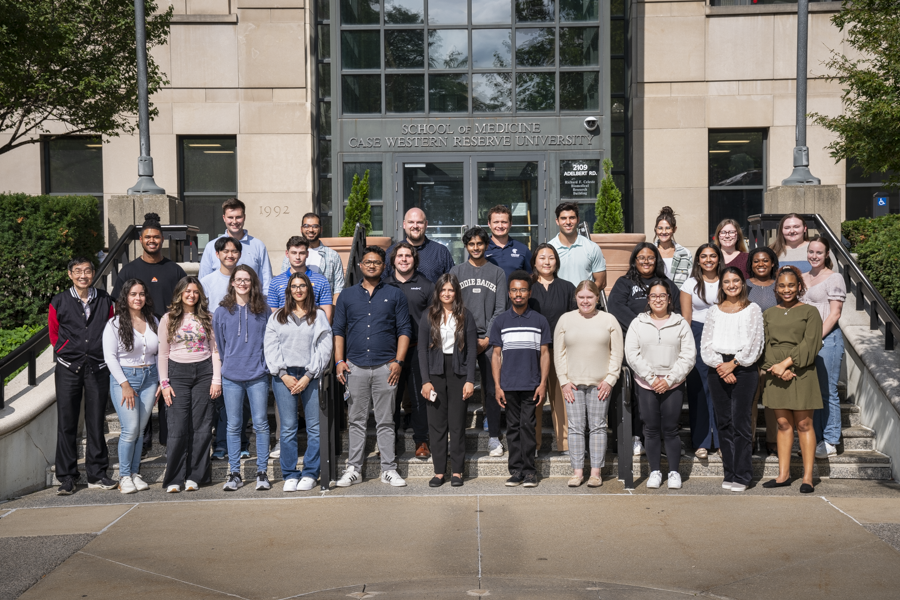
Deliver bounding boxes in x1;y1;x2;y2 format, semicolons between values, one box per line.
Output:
0;224;200;409
577;221;609;311
615;365;634;489
748;213;899;351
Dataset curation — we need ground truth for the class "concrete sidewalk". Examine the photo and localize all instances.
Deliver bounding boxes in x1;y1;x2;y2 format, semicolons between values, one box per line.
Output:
2;478;900;599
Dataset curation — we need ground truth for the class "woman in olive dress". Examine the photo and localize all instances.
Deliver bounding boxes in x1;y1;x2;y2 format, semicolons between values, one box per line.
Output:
761;266;823;493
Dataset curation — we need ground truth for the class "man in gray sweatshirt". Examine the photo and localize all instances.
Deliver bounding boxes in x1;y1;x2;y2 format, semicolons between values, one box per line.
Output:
450;227;508;457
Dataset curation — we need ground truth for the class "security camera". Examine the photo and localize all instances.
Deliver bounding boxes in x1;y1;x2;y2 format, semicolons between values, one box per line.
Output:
583;116;599;132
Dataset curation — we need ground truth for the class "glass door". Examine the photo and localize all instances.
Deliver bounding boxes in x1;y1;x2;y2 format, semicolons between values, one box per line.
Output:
476;159;542;253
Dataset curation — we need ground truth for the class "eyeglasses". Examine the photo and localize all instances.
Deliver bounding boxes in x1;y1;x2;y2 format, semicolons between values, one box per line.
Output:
719;231;738;238
289;284;309;291
301;224;321;230
635;257;656;264
361;260;384;267
234;279;252;285
70;269;94;276
648;294;668;300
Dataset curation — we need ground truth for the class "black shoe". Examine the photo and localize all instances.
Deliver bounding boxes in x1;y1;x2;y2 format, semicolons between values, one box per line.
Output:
762;478;792;489
429;476;444;488
522;473;538;488
799;483;815;494
57;477;76;495
451;475;464;487
505;472;525;487
88;476;118;490
141;445;150;458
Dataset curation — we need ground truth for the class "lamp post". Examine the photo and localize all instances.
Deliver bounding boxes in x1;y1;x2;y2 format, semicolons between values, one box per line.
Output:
782;0;820;186
127;0;164;195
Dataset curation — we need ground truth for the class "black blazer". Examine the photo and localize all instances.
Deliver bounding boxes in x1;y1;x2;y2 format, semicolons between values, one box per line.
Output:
417;308;478;384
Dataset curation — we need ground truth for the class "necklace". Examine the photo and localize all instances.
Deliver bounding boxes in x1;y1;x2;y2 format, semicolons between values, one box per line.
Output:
780;303;798;315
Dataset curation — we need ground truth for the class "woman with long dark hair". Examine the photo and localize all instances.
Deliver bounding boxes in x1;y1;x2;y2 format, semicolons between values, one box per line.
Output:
418;274;477;487
264;272;333;492
103;279;159;494
679;243;723;459
160;276;221;493
214;265;272;492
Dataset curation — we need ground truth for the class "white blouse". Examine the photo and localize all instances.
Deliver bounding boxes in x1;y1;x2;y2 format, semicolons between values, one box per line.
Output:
680;276;719;324
700;303;764;368
102;316;160;385
440;314;457;354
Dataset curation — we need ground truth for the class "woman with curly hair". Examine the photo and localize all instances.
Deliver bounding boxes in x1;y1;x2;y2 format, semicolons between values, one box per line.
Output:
159;276;222;493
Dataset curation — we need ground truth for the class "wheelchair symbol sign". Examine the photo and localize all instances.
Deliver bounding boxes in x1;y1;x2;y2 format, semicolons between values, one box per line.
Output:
878;198;888;206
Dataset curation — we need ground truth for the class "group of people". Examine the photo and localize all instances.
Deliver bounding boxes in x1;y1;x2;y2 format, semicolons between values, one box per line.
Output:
49;197;843;495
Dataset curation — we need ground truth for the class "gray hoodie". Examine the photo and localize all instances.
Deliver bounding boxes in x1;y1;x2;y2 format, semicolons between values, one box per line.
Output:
624;312;696;388
449;260;507;337
264;308;333;379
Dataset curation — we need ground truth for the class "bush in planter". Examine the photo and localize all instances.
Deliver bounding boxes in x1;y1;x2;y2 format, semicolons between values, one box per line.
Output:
593;158;624;234
843;214;900;315
339;170;372;237
0;193;102;329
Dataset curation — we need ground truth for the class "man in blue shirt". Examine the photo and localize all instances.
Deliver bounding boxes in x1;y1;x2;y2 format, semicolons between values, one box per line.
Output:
485;204;532;277
267;236;333;322
490;270;551;488
383;208;456;282
333;246;411;488
199;198;273;295
200;237;241;312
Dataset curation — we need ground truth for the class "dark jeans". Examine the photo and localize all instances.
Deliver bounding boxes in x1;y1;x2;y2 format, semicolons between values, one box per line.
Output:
426;355;468;475
708;359;758;486
505;389;538;476
477;347;500;438
393;346;428;444
636;383;684;475
163;358;214;487
54;364;110;483
687;321;720;450
142;395;167;449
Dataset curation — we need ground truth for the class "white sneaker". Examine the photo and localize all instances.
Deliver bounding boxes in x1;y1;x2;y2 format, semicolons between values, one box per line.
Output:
166;484;181;493
633;436;645;456
119;476;137;494
132;473;149;491
815;441;837;459
667;471;682;489
270;440;281;459
223;473;242;491
730;483;747;492
722;481;733;490
336;466;361;487
381;469;407;487
297;476;317;491
488;437;504;457
534;448;539;458
283;478;299;492
184;480;199;492
647;470;662;489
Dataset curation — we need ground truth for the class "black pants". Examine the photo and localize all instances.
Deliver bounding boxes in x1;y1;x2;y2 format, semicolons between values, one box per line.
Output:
506;389;538;476
54;364;110;482
477;347;500;438
426;355;468;475
393;345;428;444
142;396;167;449
635;384;684;474
163;359;214;487
708;359;758;486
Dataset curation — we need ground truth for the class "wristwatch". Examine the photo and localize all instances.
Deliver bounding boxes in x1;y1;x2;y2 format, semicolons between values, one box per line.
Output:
390;359;405;367
732;359;740;367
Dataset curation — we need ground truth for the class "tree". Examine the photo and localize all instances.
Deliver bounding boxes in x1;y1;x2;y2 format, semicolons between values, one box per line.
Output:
810;0;900;188
0;0;173;156
593;159;624;234
340;170;373;237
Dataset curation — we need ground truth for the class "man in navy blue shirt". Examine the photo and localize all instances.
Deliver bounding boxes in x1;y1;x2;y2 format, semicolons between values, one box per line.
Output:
333;246;412;488
485;205;532;277
490;270;551;488
383;208;456;282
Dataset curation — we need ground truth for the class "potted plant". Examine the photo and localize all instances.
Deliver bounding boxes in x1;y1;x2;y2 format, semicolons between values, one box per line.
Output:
322;170;392;270
590;159;645;292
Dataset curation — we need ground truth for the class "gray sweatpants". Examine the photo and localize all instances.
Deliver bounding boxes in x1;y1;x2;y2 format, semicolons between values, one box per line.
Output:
346;361;398;472
567;385;610;471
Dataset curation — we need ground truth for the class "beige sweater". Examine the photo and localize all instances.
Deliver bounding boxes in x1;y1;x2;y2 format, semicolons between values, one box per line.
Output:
553;310;624;388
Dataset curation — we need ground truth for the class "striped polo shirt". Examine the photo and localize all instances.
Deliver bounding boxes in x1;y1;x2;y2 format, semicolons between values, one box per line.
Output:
488;307;551;392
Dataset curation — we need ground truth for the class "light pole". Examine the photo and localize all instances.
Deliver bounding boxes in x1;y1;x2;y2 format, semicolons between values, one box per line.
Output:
782;0;820;185
127;0;165;195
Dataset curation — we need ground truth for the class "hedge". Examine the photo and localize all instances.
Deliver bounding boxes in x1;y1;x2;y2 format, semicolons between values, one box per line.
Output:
842;214;900;315
0;324;45;384
0;194;103;330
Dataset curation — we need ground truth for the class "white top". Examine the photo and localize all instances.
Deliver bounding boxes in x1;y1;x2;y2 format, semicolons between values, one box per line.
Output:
663;257;674;279
700;304;765;368
102;315;160;385
440;314;457;354
680;277;720;324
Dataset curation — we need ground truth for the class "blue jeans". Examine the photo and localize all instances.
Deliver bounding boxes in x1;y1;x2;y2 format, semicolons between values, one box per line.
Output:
222;376;270;474
814;328;845;445
272;368;320;481
109;365;159;479
214;395;249;452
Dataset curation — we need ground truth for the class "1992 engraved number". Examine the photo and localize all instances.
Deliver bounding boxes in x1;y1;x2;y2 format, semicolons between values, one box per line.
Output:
259;206;290;217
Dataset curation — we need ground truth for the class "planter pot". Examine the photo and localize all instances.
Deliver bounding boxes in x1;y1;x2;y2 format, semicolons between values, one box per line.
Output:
320;236;393;272
589;233;647;293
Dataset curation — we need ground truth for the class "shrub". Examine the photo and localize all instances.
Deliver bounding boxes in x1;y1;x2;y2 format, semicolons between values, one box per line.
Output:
843;214;900;315
842;213;900;248
593;158;624;234
339;170;372;237
0;194;103;329
0;324;46;384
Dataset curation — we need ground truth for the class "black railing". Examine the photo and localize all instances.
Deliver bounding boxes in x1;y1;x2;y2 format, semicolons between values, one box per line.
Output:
748;213;899;351
614;365;634;489
577;221;609;311
0;224;200;409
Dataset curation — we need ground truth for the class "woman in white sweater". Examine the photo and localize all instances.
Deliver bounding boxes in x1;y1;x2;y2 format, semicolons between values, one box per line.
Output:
102;279;160;494
700;267;765;492
554;281;624;488
625;279;696;490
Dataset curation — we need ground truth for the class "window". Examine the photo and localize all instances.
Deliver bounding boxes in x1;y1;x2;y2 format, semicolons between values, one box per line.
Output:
709;0;837;5
708;130;766;236
315;0;334;236
179;137;237;247
44;137;104;228
846;159;899;221
343;162;384;235
609;0;628;229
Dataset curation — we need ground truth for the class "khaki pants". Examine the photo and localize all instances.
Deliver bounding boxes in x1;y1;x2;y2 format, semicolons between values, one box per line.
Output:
536;363;568;451
751;369;778;448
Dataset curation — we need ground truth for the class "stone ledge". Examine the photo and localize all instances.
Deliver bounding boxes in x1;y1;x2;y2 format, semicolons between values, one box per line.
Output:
706;3;842;17
840;302;900;418
171;14;238;24
0;347;56;438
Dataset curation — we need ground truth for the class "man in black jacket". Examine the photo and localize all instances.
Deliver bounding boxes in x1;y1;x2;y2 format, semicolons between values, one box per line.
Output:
49;258;117;495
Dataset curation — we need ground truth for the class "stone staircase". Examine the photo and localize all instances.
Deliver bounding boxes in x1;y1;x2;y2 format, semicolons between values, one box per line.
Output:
50;382;892;486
